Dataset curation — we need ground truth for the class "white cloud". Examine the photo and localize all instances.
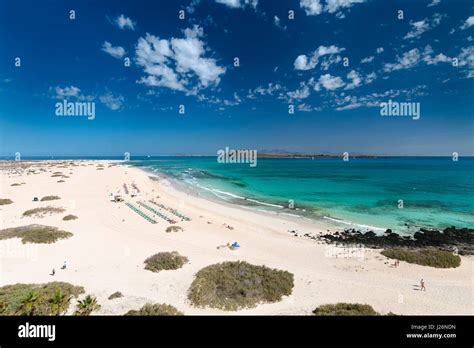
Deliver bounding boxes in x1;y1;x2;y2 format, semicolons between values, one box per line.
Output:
274;15;286;30
376;47;384;54
300;0;365;16
53;86;81;99
186;0;202;13
300;0;323;16
50;85;94;101
383;48;422;72
365;72;377;84
274;16;280;26
384;45;452;72
215;0;258;9
294;45;345;70
248;83;283;98
403;13;444;40
325;0;365;14
115;14;135;30
314;74;345;91
344;70;362;89
360;56;374;63
99;92;124;110
457;46;474;78
135;25;226;93
424;53;451;65
297;103;321;112
334;86;427;111
287;84;310;100
460;16;474;30
427;0;441;7
101;41;126;59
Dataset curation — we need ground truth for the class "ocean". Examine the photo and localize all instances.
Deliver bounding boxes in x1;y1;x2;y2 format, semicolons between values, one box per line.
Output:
126;156;474;234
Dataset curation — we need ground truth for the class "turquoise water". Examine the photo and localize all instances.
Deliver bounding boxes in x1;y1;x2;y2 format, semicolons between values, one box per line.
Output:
129;157;474;234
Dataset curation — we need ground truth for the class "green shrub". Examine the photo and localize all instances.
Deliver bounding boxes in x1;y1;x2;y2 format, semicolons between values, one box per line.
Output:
40;196;60;202
125;303;183;316
108;291;123;300
0;225;73;244
23;206;65;217
188;261;294;311
144;252;188;272
0;199;13;205
165;226;183;233
62;215;78;221
0;282;84;315
313;303;379;316
381;248;461;268
74;295;100;316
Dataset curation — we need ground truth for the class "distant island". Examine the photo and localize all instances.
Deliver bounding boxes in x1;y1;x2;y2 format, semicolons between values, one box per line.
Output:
257;149;381;158
257;154;381;159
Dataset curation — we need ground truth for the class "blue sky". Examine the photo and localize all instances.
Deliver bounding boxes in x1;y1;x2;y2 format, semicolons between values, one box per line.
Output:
0;0;473;156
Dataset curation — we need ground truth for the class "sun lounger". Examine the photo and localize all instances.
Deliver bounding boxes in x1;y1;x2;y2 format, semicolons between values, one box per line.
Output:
125;202;157;224
148;200;191;221
137;201;176;224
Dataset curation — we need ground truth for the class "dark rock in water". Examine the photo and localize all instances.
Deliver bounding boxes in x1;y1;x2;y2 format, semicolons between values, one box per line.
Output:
319;227;474;255
232;181;246;188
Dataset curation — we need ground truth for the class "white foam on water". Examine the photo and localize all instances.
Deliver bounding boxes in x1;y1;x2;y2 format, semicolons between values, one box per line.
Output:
323;216;385;232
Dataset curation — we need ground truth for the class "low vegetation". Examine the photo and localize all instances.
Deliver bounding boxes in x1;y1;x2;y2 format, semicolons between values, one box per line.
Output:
108;291;123;300
0;225;73;244
381;247;461;268
57;180;65;183
188;261;294;311
144;252;188;272
74;295;100;316
10;183;21;186
312;303;379;316
124;303;183;316
40;195;60;202
0;199;13;205
165;226;184;233
62;215;78;221
23;206;65;218
0;282;84;315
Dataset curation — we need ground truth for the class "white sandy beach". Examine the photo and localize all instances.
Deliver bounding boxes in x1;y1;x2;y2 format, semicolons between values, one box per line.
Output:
0;160;472;315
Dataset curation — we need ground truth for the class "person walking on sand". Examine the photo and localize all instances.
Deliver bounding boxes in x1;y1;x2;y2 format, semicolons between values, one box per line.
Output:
50;268;55;276
420;278;426;291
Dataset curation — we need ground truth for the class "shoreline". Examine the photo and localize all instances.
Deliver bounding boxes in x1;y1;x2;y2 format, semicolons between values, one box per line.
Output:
135;164;341;235
0;160;472;315
130;162;469;235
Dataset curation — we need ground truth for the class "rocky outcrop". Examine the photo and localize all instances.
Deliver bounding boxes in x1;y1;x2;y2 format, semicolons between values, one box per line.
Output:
320;226;473;255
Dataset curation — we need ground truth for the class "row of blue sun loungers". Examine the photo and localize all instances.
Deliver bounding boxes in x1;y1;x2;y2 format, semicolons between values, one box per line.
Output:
125;202;157;224
137;201;176;224
149;200;191;221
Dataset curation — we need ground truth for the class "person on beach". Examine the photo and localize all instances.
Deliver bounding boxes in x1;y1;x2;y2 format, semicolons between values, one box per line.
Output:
50;268;55;276
61;261;67;270
420;279;426;291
